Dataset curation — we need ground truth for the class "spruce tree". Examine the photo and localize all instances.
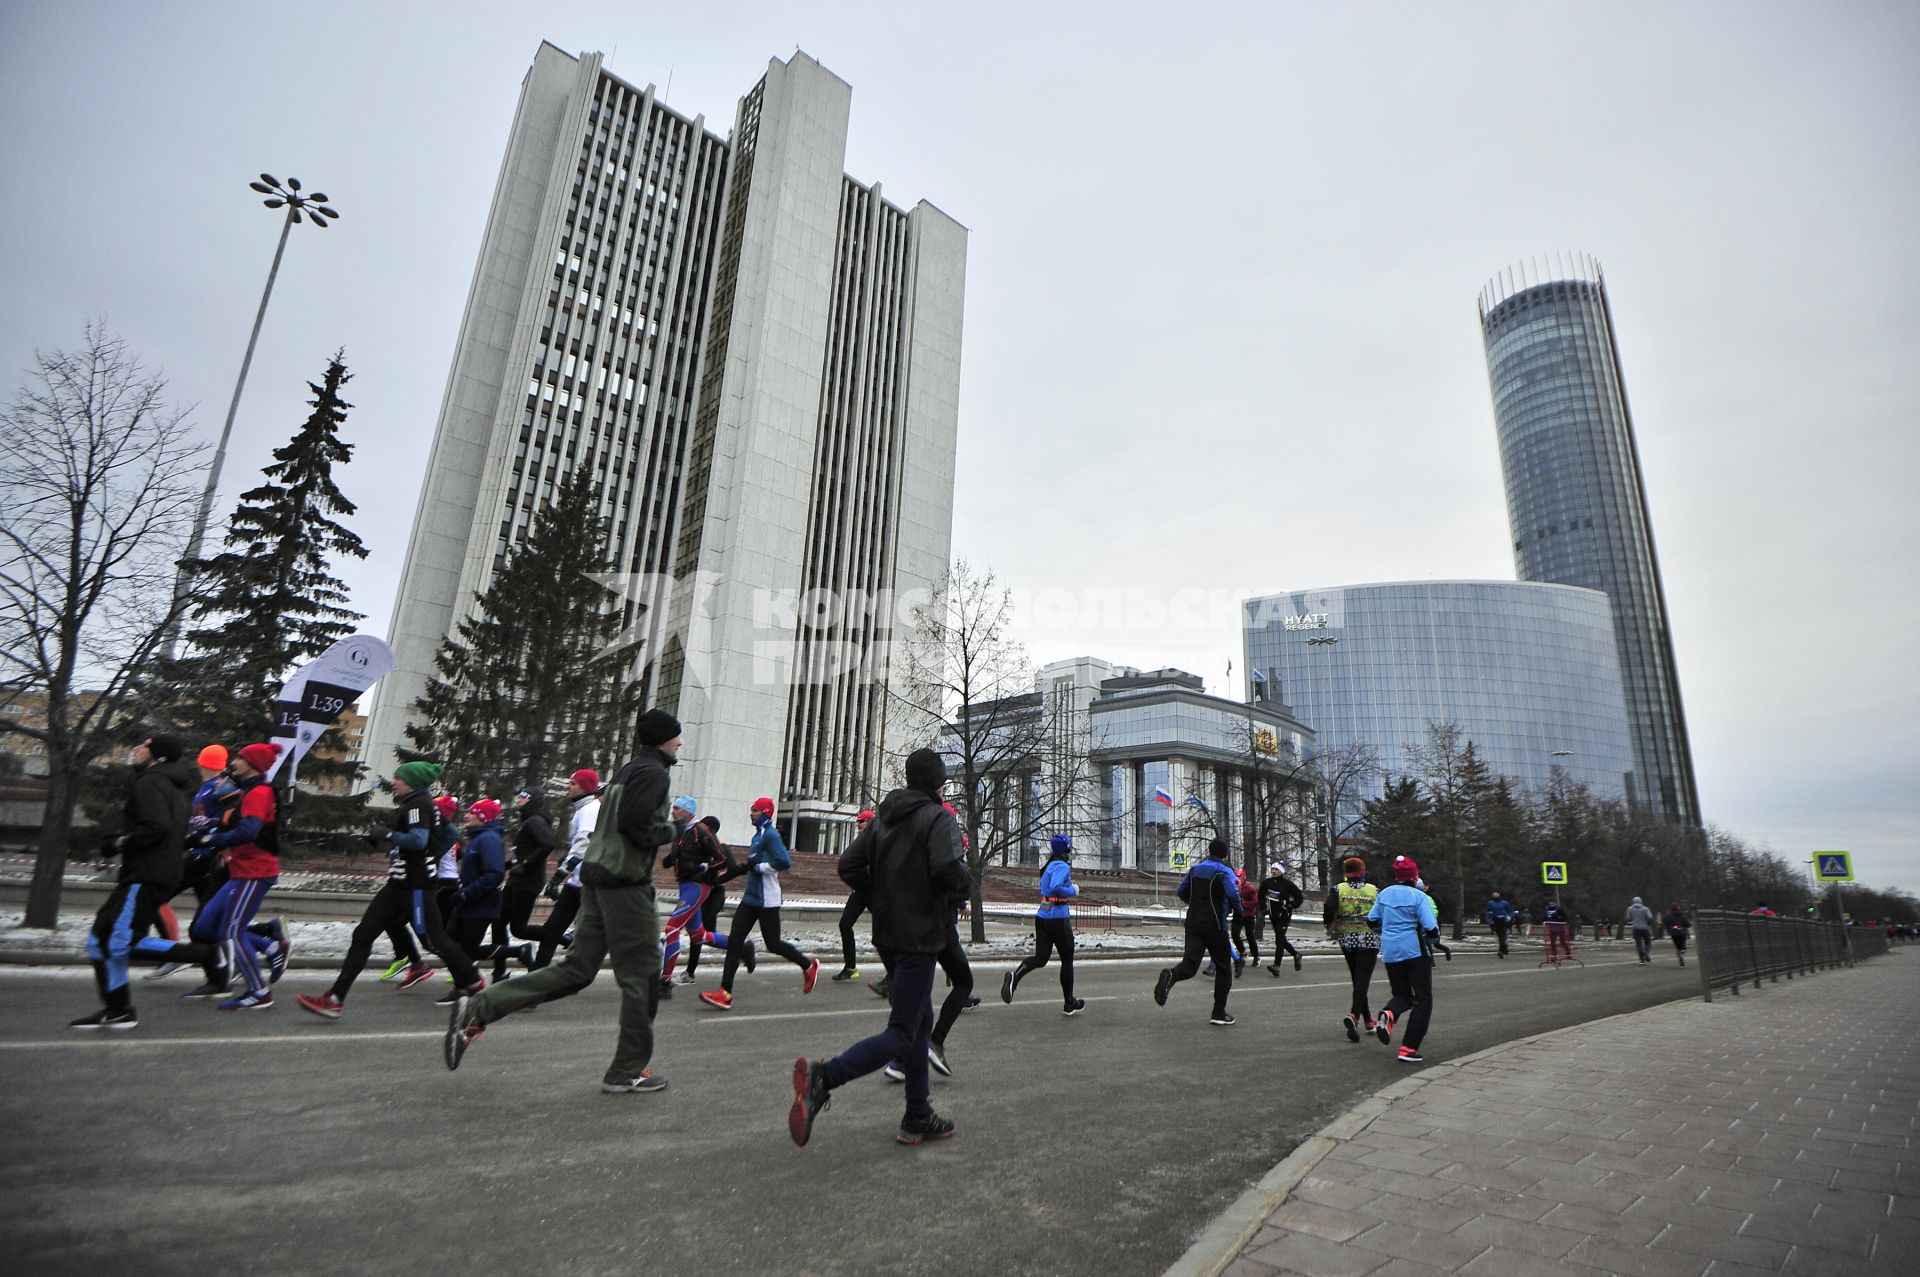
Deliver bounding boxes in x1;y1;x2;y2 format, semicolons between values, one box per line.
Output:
164;351;369;830
406;468;640;800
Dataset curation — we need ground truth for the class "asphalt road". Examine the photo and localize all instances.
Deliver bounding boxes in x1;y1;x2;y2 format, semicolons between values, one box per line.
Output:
0;946;1698;1276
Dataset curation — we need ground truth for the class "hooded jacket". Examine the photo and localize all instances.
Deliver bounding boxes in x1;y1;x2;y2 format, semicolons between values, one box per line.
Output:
584;747;674;887
509;796;556;887
456;819;507;919
1625;899;1655;931
116;757;194;891
741;824;791;909
837;787;968;954
1177;856;1241;933
1037;850;1078;920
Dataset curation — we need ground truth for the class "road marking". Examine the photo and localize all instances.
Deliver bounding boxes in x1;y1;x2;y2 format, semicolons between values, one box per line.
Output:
0;1029;443;1050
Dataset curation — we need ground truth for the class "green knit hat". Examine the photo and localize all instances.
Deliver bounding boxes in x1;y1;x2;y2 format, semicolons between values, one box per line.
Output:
393;760;442;791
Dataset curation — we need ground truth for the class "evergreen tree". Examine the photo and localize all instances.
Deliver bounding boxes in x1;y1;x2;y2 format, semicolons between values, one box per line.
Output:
163;351;368;831
406;468;640;799
1358;777;1432;871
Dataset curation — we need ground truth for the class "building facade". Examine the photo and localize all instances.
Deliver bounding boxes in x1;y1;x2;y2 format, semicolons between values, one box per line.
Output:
1478;256;1699;824
361;45;966;846
948;658;1316;874
1243;581;1635;813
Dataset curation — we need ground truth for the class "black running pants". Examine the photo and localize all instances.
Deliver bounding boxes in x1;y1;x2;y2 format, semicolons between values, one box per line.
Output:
1010;916;1076;1003
1167;927;1235;1017
719;903;811;991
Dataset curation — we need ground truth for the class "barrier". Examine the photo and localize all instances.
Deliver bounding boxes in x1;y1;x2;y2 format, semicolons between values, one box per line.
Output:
1693;910;1880;1002
1079;902;1116;933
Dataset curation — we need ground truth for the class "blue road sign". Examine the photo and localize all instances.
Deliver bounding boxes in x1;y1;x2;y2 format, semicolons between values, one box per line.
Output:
1813;852;1853;882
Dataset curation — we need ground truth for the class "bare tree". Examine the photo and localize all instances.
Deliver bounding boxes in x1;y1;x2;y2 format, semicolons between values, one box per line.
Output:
0;325;204;927
1306;741;1381;889
1405;722;1495;939
896;563;1096;942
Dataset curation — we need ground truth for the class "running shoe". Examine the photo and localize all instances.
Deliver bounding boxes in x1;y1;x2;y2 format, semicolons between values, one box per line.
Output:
296;992;343;1019
69;1008;137;1030
896;1112;956;1145
1343;1014;1360;1043
656;980;674;1000
1210;1012;1236;1027
397;963;436;991
144;962;185;980
928;1043;953;1077
1266;964;1280;977
882;1061;906;1083
698;989;733;1010
871;976;892;1002
788;1057;829;1146
676;970;699;984
802;958;821;994
379;957;411;982
961;996;981;1012
1396;1047;1425;1064
445;995;482;1070
831;967;860;982
1293;953;1302;971
264;918;290;983
1234;960;1245;977
1153;969;1173;1007
434;986;462;1006
219;991;273;1011
182;981;230;999
602;1070;667;1095
1063;998;1086;1016
1000;970;1016;1004
1375;1010;1395;1045
742;940;758;974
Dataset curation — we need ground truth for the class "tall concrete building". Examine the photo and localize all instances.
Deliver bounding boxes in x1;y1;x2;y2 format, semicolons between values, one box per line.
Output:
362;44;966;846
1478;256;1698;825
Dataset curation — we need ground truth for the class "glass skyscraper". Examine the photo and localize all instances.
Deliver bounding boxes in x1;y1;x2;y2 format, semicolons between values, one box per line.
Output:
1479;257;1700;825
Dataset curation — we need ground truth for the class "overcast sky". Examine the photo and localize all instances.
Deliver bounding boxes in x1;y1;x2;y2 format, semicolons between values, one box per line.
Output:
3;2;1914;893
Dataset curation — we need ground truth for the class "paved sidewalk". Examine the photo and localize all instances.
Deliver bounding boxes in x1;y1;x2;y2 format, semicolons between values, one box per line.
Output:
1179;950;1916;1276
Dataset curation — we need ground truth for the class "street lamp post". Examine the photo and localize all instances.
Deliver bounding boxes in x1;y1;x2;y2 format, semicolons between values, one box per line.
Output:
168;174;340;654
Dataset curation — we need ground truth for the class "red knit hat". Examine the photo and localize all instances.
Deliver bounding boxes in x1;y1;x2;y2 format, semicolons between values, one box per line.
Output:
432;794;461;818
750;796;775;819
856;809;875;826
469;798;503;823
571;768;600;795
236;742;281;773
1392;855;1420;882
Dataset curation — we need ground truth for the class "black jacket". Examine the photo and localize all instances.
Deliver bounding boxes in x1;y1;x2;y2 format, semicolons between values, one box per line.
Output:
662;819;731;884
583;746;673;886
1259;873;1304;919
838;788;968;955
116;758;193;892
509;797;556;887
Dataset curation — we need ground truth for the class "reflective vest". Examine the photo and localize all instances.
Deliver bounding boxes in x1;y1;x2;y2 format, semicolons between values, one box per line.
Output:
1330;880;1379;938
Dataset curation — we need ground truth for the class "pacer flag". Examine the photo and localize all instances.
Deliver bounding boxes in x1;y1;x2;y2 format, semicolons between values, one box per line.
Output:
266;634;397;783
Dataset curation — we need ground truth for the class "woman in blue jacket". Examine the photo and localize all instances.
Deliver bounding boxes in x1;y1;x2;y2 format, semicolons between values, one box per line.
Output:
1000;834;1085;1015
700;798;820;1009
443;798;507;1001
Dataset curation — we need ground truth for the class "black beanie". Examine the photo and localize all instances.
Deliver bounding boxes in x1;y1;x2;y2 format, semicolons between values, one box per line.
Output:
905;748;947;796
1208;837;1229;859
145;733;184;764
636;708;682;748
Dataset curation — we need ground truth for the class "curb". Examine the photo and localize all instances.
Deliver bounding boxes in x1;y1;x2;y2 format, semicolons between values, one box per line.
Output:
1159;994;1703;1277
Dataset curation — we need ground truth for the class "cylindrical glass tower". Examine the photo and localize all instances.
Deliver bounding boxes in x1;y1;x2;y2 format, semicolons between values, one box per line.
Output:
1479;255;1700;825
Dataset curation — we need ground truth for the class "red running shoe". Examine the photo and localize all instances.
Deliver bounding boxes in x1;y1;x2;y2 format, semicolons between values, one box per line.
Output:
802;958;820;994
296;992;343;1020
397;964;436;991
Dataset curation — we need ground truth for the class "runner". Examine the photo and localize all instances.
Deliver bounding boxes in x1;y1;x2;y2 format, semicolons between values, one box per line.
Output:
1258;861;1305;975
489;787;556;981
1368;854;1439;1064
441;798;506;1001
699;798;820;1009
1665;904;1691;965
1324;856;1380;1041
70;734;193;1029
788;749;967;1147
1482;890;1516;958
682;815;729;984
657;795;749;997
1625;896;1656;964
1152;838;1243;1027
447;710;684;1094
296;760;484;1019
1000;833;1083;1015
1232;867;1261;971
832;808;877;981
530;770;598;970
430;794;463;931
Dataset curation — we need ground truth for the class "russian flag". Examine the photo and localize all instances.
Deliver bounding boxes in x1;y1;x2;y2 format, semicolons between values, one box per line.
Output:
1152;786;1174;808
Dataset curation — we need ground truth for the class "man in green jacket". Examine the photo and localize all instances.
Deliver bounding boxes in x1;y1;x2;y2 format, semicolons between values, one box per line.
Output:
446;708;682;1093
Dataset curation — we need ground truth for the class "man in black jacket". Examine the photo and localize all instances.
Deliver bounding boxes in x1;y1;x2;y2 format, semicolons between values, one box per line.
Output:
1259;864;1306;974
72;733;194;1029
790;748;968;1147
490;788;556;981
448;709;680;1094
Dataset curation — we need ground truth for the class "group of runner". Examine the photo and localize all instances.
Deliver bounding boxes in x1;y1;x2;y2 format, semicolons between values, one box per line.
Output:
72;709;1459;1146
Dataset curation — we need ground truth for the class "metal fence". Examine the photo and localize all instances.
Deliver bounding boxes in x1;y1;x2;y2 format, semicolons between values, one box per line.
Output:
1693;909;1885;1002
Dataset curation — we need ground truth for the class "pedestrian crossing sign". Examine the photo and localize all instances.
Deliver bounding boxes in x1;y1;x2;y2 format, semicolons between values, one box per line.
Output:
1170;850;1189;870
1813;852;1853;882
1541;862;1568;885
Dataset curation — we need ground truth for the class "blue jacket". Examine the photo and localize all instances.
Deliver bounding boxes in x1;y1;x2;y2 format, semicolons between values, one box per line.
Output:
1177;858;1241;932
456;820;506;919
1037;855;1078;920
1369;882;1439;963
741;824;791;908
1483;897;1516;925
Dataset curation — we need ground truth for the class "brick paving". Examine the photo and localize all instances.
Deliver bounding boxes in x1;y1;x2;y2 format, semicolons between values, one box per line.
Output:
1190;950;1916;1276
